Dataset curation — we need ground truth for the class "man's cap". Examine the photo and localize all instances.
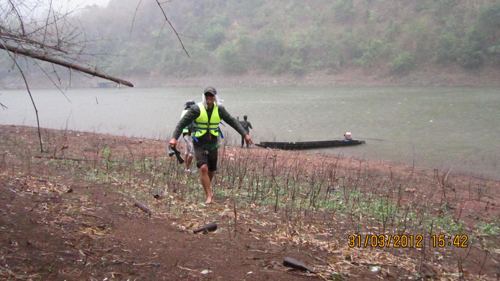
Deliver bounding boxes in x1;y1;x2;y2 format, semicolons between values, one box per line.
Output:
204;86;217;96
344;132;351;135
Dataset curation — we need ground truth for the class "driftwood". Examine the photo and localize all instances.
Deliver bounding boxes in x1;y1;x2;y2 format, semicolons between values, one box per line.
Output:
193;223;217;234
283;257;316;273
134;200;152;214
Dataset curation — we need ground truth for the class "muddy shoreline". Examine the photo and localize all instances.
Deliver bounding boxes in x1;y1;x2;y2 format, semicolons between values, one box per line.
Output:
3;65;500;89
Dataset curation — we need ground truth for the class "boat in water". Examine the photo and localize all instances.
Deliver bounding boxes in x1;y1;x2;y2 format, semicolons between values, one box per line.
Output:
255;139;366;150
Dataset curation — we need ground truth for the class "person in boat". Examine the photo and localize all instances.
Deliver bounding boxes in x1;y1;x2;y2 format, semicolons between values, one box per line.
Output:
344;132;352;142
237;115;253;148
169;86;253;204
180;100;196;173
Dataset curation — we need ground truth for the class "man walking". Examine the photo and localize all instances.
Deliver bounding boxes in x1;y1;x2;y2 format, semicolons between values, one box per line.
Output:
169;86;253;204
238;115;252;148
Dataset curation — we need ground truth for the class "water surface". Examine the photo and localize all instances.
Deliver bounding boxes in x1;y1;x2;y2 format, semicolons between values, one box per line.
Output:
1;86;499;179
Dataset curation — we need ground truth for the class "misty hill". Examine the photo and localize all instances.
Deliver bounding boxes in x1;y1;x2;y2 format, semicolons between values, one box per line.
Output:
1;0;500;87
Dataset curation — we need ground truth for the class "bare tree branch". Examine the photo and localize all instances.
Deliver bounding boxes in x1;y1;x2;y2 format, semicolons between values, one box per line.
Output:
154;0;190;58
0;43;134;87
1;0;133;86
130;0;144;36
0;0;136;153
129;0;189;57
4;49;45;152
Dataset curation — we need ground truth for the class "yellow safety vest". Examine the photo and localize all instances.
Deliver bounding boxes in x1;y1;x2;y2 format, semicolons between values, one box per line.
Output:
181;109;189;134
193;102;220;137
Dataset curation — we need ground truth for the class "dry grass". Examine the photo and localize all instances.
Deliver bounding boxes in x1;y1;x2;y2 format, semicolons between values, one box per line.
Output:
1;124;500;280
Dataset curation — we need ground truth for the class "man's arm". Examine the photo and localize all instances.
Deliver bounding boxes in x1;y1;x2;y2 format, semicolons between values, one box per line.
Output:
170;105;200;147
219;106;247;136
219;106;253;144
219;107;253;145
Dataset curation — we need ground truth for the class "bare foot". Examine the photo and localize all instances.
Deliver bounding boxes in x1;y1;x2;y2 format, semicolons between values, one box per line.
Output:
205;195;214;204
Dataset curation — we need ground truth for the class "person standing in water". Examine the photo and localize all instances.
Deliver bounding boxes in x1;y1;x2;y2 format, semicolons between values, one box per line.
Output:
237;115;253;148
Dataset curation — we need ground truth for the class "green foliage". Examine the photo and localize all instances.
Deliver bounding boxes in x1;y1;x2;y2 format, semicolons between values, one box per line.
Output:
289;57;305;76
458;28;485;69
235;30;255;66
435;32;458;64
367;9;378;23
459;41;484;69
203;25;226;50
475;2;500;51
272;56;290;74
355;38;385;67
476;221;500;236
254;30;285;71
487;40;500;64
332;0;356;23
385;20;399;41
433;0;460;17
202;15;230;50
477;2;500;30
389;52;416;74
50;0;500;78
333;31;359;65
425;214;465;234
217;44;247;75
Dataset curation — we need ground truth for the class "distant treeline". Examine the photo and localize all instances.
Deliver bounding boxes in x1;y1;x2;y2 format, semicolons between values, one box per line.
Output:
2;0;500;80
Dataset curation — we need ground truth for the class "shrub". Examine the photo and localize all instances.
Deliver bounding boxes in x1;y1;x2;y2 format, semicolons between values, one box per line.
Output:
389;52;416;75
271;56;290;75
458;41;484;69
332;0;356;23
203;25;225;50
487;41;500;64
216;45;247;75
356;38;385;67
477;3;500;31
435;32;458;64
289;57;305;76
254;30;285;70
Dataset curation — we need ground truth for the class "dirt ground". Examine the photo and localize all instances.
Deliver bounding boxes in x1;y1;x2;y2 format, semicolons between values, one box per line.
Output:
1;125;500;280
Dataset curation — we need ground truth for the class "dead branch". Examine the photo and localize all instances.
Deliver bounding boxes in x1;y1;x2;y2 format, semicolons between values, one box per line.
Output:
154;0;190;58
0;44;134;87
134;200;152;214
6;52;45;152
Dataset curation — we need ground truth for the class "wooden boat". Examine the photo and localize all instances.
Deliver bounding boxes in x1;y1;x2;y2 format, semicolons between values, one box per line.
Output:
255;139;366;150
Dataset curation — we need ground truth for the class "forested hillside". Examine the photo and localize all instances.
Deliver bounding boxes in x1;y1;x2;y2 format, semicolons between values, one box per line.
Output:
2;0;500;86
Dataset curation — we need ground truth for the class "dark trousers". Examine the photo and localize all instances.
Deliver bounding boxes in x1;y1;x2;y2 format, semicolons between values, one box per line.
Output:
241;135;249;148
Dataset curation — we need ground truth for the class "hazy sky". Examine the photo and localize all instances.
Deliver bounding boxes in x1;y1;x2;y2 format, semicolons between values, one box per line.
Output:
50;0;110;9
80;0;110;7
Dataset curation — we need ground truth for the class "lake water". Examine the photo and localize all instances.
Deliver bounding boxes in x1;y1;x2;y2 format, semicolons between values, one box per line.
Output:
1;86;499;180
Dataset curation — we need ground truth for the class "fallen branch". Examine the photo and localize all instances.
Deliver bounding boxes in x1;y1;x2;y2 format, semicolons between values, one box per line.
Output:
34;155;119;162
134;200;152;214
34;155;91;162
193;223;217;234
0;44;134;87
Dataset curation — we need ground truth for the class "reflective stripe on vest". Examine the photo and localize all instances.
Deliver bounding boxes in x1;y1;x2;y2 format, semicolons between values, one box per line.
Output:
193;102;220;138
181;109;189;134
